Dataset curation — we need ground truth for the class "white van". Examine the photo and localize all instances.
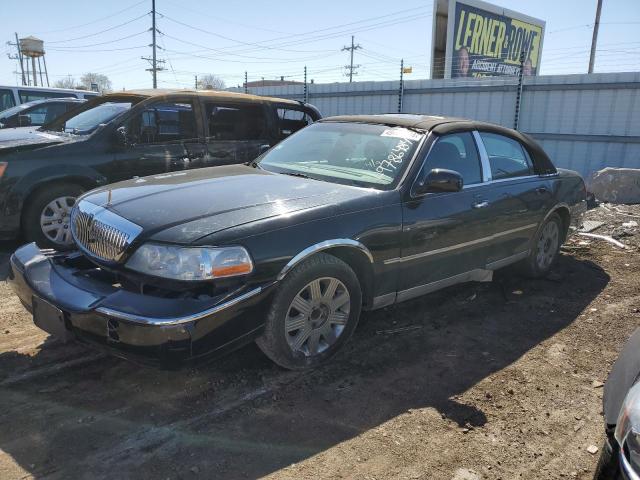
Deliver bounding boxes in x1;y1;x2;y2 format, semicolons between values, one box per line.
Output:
0;85;99;112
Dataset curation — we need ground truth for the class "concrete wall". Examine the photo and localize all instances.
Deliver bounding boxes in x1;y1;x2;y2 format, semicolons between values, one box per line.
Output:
232;72;640;181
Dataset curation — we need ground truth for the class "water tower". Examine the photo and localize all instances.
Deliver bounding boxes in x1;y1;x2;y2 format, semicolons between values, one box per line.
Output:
18;36;49;87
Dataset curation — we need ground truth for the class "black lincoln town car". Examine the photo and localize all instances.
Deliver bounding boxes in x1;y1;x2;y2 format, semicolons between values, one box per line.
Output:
9;114;587;369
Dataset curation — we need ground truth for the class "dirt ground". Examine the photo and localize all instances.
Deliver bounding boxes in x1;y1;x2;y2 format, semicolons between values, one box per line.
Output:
0;205;639;480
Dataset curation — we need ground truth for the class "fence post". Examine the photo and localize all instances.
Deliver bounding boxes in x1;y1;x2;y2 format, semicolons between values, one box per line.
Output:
304;65;308;103
513;50;525;130
398;59;404;113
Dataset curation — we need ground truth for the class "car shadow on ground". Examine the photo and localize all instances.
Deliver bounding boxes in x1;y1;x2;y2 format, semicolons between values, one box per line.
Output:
0;253;609;479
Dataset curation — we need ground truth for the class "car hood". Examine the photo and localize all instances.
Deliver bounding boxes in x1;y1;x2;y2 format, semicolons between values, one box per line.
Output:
80;165;382;244
0;127;74;152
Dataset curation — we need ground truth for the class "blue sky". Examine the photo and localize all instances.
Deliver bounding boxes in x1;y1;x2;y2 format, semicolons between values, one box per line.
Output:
1;0;638;90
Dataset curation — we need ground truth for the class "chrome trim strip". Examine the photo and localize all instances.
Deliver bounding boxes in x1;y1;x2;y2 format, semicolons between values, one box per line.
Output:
620;450;640;480
485;250;529;270
95;287;262;326
277;239;374;281
372;251;528;309
472;130;492;182
396;269;493;303
483;174;538;184
371;292;396;310
384;223;537;265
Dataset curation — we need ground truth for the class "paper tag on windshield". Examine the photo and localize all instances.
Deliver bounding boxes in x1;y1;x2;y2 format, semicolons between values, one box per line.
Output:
380;128;422;142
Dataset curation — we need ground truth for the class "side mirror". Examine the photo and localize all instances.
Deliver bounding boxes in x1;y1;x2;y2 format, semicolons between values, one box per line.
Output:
18;114;32;127
114;126;129;147
415;168;463;195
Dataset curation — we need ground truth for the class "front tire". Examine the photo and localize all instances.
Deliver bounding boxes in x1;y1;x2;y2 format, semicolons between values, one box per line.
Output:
23;183;84;250
519;213;562;278
256;253;362;370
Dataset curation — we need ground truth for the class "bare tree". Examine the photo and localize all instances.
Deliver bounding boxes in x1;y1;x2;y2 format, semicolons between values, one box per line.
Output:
79;73;112;93
53;76;78;89
197;74;226;90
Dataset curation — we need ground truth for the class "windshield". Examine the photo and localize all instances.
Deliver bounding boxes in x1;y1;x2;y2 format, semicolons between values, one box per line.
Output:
63;102;131;134
258;122;424;189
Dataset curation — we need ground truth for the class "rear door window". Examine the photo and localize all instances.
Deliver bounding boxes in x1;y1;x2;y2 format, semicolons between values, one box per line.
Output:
204;103;268;141
277;108;314;139
479;132;533;180
128;101;197;144
0;89;15;110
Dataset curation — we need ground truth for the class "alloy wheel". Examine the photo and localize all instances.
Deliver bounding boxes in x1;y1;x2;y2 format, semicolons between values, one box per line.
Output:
285;277;350;357
536;220;559;270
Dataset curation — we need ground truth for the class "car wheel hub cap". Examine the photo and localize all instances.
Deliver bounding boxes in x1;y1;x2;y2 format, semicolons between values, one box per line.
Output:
536;221;559;269
40;196;77;246
285;277;350;357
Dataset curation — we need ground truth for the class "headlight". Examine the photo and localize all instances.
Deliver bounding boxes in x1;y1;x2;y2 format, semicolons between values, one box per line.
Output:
126;243;253;281
616;382;640;474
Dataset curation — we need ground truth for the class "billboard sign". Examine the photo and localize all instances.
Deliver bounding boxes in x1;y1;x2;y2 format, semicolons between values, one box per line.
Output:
431;0;545;79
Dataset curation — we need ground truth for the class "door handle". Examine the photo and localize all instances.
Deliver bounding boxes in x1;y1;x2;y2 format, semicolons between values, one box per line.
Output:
472;201;490;209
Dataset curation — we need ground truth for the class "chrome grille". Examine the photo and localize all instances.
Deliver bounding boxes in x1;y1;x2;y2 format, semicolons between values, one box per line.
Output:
70;200;142;263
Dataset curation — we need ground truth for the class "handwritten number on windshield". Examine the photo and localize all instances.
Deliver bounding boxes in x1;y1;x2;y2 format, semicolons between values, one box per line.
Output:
375;138;413;175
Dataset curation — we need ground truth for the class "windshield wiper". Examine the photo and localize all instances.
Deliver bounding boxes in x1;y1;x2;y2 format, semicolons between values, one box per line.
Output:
280;171;310;179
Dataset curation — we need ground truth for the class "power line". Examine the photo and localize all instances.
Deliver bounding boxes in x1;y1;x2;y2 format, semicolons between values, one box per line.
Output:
47;45;148;53
34;0;148;35
45;31;149;49
156;5;431;56
47;13;149;44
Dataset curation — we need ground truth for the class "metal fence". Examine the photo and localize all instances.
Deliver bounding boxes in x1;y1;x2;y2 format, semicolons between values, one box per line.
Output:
232;71;640;181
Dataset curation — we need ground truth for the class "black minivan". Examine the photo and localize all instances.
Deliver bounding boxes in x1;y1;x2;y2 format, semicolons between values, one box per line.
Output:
0;89;320;248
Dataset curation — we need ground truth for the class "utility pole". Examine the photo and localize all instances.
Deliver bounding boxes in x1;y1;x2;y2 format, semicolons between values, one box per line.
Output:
588;0;603;74
7;33;26;85
141;0;164;88
152;0;157;88
342;35;361;82
244;71;248;93
194;75;198;89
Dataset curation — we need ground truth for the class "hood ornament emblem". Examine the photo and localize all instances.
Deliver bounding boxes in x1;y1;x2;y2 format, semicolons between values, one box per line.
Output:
106;189;112;207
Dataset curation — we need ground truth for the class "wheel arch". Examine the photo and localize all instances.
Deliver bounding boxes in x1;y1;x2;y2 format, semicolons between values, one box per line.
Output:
531;203;571;249
20;176;97;230
277;239;375;308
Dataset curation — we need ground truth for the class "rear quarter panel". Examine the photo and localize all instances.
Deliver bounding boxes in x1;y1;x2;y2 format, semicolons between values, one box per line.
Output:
552;168;588;235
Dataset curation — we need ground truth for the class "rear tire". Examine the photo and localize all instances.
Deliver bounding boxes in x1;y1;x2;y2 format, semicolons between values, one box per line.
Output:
23;183;84;250
256;253;362;370
519;213;562;278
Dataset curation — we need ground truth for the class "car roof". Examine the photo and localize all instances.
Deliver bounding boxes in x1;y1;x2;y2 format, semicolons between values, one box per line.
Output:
319;113;468;131
102;89;304;106
31;97;85;104
319;113;557;175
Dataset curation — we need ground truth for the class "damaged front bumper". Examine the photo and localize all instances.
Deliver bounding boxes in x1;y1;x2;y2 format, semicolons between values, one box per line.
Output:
9;243;272;368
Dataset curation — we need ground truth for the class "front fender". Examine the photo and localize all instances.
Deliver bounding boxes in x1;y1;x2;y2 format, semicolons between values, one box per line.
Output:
7;164;107;216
